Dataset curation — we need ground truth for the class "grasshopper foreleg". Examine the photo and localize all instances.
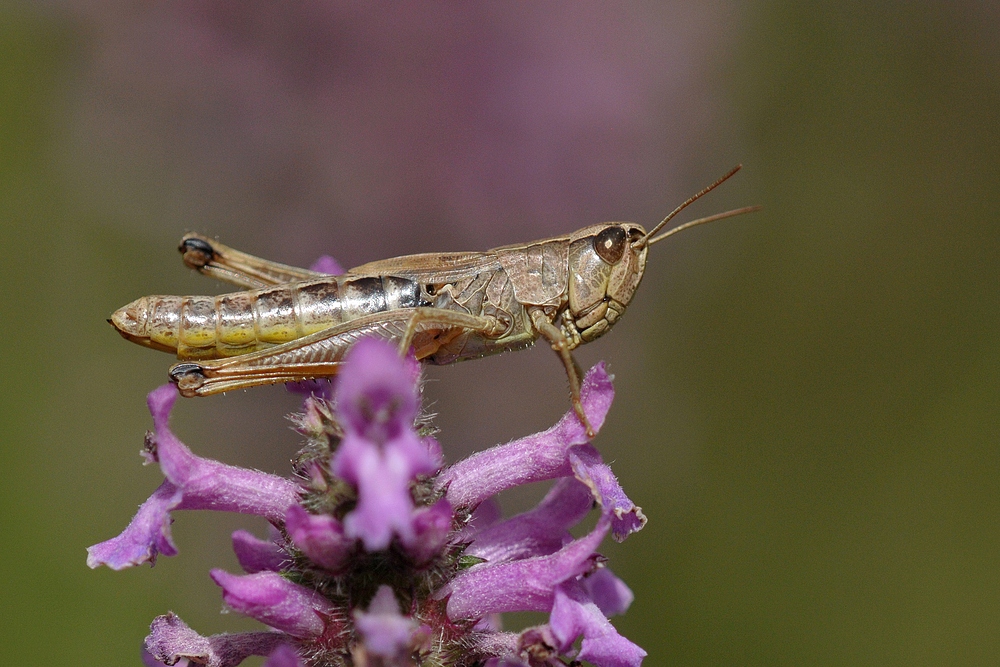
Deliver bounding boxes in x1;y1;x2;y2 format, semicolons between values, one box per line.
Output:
529;307;594;438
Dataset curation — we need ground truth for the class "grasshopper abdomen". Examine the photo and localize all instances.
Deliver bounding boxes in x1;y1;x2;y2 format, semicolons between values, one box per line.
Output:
111;276;428;361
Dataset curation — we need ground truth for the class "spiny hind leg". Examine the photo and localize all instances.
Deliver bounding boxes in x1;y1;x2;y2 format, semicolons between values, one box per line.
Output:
529;308;593;438
170;361;345;396
179;233;334;289
168;308;489;397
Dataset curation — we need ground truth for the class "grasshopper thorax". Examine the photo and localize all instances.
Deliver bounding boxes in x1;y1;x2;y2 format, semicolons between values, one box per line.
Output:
566;222;648;343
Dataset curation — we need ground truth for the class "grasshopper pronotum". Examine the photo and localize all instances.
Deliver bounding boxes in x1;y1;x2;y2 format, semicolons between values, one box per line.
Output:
111;165;757;436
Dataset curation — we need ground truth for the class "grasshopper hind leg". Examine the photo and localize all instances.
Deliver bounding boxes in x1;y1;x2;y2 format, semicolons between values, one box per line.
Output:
167;307;500;397
178;233;334;289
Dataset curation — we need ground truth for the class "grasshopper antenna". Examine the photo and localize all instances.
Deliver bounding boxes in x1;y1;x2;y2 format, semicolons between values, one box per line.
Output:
634;164;759;249
646;205;762;246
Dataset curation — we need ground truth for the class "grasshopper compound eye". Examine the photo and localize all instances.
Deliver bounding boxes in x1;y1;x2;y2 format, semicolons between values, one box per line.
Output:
593;226;627;264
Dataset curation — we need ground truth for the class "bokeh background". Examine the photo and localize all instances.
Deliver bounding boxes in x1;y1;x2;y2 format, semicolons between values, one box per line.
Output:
3;2;999;665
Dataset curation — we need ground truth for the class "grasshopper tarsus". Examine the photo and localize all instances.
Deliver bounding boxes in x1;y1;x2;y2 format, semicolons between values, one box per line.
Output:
179;235;216;270
169;363;207;398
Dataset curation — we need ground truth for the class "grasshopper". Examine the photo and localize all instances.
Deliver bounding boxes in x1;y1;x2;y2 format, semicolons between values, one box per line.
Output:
111;165;757;436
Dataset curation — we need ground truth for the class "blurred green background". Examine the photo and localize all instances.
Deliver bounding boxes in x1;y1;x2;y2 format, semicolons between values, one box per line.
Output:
2;2;999;665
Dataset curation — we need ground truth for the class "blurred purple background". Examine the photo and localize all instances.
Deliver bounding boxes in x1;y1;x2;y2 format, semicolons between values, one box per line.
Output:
65;2;738;257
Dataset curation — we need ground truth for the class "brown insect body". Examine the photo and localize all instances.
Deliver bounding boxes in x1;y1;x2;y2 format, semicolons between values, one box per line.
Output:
110;166;754;435
111;222;648;368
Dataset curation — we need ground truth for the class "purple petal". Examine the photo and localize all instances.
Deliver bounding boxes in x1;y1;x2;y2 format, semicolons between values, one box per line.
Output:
333;426;438;486
334;433;418;551
263;643;305;667
333;430;440;553
285;504;354;572
549;584;645;667
334;337;420;444
210;570;335;638
88;387;300;570
232;529;286;574
309;255;343;276
353;585;417;658
145;612;288;667
403;498;454;564
466;478;593;564
87;480;181;570
445;515;610;620
567;446;646;542
148;385;299;523
583;568;635;618
440;363;614;509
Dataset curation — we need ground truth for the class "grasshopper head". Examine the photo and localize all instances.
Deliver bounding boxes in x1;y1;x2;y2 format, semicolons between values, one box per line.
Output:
566;166;758;343
567;222;648;342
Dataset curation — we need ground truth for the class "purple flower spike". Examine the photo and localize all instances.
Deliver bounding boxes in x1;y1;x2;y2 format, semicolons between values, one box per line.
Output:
263;643;305;667
445;515;610;621
309;255;344;276
285;503;354;572
549;584;646;667
439;363;615;510
145;612;288;667
353;585;417;659
210;570;335;639
232;529;285;574
98;330;646;663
